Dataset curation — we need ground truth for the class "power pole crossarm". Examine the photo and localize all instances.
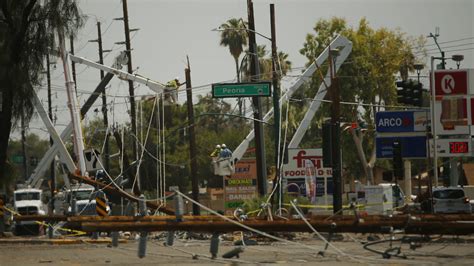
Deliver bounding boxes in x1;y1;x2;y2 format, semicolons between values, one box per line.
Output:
69;54;166;93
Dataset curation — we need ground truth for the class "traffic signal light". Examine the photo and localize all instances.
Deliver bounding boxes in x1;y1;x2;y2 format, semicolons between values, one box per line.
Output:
396;79;424;106
396;80;409;104
392;141;403;179
411;81;423;107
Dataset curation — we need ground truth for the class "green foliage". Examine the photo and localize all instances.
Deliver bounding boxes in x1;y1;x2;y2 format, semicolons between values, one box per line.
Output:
6;133;49;184
298;17;425;179
0;0;84;180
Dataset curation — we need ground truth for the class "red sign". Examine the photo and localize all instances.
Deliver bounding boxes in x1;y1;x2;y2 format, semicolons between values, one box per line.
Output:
472;98;474;125
434;70;468;96
449;142;469;154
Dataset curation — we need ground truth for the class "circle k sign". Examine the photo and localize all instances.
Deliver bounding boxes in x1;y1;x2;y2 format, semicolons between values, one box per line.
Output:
435;70;468;96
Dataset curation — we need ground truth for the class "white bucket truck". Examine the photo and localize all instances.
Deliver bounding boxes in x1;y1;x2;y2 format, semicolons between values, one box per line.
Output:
13;187;46;235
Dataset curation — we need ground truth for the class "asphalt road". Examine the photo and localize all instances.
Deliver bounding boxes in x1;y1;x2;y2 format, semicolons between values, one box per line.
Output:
1;234;474;265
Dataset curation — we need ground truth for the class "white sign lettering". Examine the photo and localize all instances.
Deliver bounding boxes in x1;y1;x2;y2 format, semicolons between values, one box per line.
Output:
441;74;455;94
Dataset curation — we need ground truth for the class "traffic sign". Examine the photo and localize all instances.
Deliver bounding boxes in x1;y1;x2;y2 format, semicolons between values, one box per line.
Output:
375;110;428;133
376;136;427;158
212;82;271;98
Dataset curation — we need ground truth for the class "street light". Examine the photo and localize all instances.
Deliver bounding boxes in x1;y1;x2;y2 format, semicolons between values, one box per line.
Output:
452;54;464;69
414;63;424;82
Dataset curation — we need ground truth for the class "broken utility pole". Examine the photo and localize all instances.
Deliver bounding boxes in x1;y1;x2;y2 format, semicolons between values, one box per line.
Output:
185;56;200;215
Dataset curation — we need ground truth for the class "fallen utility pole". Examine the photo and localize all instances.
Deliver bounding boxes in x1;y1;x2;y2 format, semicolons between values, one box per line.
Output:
69;173;174;215
76;215;474;235
14;213;474;223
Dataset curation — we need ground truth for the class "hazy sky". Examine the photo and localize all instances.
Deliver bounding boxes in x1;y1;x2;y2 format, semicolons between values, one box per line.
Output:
18;0;474;140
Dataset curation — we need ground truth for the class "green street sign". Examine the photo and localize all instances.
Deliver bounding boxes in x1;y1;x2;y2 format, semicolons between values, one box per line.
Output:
12;155;23;164
212;82;271;98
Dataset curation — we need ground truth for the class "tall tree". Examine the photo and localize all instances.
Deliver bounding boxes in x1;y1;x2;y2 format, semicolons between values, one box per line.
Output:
219;18;248;82
298;17;424;183
0;0;84;181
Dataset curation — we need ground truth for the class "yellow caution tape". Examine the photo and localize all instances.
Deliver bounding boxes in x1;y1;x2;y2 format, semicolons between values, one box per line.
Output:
2;206;87;236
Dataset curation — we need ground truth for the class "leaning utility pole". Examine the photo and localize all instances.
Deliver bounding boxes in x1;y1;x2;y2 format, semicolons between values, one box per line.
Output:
185;56;200;215
92;22;111;173
270;3;281;204
46;54;55;215
329;49;343;214
247;0;267;196
121;0;139;193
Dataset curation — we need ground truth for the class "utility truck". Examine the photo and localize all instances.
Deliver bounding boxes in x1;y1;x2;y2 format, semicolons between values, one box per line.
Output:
13;187;46;235
349;183;405;215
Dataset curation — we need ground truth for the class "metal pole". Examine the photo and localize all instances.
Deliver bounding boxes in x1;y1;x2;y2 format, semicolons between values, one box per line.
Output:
59;31;87;175
121;0;139;193
96;22;110;173
404;159;412;202
430;57;438;187
185;56;200;215
247;0;267;196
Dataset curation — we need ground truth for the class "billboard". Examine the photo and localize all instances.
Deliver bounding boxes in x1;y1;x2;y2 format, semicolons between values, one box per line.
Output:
224;159;257;215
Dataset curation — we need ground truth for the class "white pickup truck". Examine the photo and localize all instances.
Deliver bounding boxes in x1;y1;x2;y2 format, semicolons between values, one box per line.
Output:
13;188;46;235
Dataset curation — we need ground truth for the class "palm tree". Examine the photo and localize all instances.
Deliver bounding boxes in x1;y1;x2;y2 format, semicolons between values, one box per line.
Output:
275;51;292;77
0;0;84;181
219;18;248;82
219;18;248;115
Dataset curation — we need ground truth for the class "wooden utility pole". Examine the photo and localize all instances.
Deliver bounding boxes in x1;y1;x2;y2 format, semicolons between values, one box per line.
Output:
46;54;55;215
69;35;77;90
247;0;267;196
185;56;200;215
269;4;281;204
121;0;139;193
96;22;110;173
329;49;342;214
21;114;28;181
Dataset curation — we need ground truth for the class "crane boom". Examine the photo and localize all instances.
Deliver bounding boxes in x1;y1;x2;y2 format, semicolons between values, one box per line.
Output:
231;35;352;161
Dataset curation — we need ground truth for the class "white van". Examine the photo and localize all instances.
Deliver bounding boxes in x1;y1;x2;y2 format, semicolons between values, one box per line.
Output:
432;187;471;214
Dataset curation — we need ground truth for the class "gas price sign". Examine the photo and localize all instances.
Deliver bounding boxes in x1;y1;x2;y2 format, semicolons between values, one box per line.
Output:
450;141;469;154
430;138;473;157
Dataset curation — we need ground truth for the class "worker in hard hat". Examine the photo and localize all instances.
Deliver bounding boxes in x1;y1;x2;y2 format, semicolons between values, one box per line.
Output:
165;77;181;104
210;144;222;157
219;144;232;159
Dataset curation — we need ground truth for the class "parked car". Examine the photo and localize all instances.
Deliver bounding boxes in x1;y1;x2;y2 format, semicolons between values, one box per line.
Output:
432;187;471;214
